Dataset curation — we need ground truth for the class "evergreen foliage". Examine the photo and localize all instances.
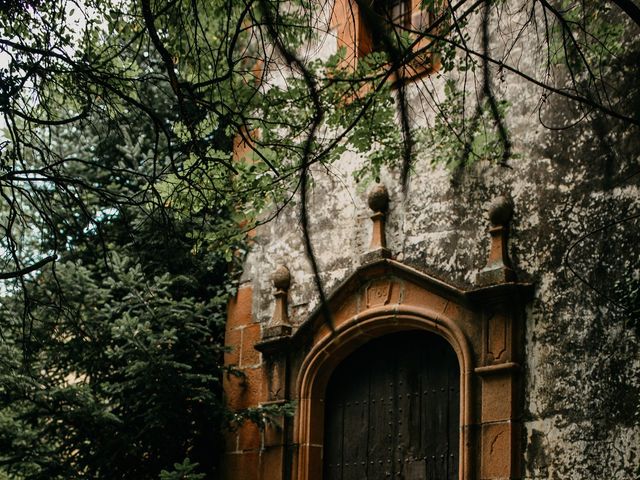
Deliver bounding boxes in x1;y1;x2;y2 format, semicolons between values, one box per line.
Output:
0;112;238;477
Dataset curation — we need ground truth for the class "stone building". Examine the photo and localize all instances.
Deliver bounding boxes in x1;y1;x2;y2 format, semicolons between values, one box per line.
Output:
222;1;639;479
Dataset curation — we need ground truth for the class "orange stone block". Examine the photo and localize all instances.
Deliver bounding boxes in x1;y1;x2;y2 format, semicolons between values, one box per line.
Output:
262;361;291;404
224;366;264;410
227;285;253;330
480;422;519;479
402;281;448;312
441;301;469;328
330;0;358;67
481;374;516;423
237;420;261;451
388;280;402;305
260;447;284;480
223;451;260;480
307;399;325;446
312;319;333;347
333;296;358;330
241;323;262;367
263;421;285;447
224;328;241;366
232;128;261;162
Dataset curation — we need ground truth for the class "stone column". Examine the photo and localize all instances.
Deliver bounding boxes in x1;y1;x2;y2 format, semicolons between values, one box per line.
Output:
474;196;525;480
254;265;295;480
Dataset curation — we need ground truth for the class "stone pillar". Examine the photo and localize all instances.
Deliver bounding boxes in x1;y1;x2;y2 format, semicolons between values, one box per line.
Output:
476;196;516;286
474;196;525;480
362;183;392;263
265;264;292;338
253;265;296;480
475;301;523;480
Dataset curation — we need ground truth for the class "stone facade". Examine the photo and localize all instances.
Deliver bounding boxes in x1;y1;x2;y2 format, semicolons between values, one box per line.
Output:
223;1;640;479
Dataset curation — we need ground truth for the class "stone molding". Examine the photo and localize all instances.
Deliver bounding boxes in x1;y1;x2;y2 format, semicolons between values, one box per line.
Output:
294;307;474;480
241;257;532;480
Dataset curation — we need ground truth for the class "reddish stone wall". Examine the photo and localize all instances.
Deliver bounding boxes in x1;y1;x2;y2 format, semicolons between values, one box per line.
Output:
223;285;290;480
223;285;264;480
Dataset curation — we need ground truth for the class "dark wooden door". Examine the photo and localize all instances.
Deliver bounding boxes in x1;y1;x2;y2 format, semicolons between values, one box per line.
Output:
323;331;459;480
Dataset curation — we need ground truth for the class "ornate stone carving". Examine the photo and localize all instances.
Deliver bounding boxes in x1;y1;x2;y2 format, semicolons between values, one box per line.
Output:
365;279;392;308
264;264;292;340
363;183;391;262
476;195;517;285
486;312;507;363
272;264;291;291
367;183;389;213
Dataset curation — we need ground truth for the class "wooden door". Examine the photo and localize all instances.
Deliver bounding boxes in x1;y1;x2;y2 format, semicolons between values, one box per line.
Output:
323;331;459;480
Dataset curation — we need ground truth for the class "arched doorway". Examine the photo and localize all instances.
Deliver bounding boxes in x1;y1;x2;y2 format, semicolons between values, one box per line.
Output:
323;331;460;480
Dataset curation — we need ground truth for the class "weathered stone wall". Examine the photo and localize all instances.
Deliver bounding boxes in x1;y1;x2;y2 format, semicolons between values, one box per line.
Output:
227;3;640;479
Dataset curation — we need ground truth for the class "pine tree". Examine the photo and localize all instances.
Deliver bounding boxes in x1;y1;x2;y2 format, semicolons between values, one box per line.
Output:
0;92;241;479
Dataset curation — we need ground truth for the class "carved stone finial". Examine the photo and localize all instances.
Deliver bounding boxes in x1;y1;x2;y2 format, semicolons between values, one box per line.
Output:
476;195;516;286
272;264;291;291
368;184;389;213
363;184;392;262
488;196;513;226
264;264;292;340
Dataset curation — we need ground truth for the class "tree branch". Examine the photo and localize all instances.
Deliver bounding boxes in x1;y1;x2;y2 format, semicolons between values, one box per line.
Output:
0;255;57;280
609;0;640;28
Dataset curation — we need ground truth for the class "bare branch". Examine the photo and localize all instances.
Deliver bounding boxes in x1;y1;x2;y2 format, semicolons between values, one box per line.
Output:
0;255;57;280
